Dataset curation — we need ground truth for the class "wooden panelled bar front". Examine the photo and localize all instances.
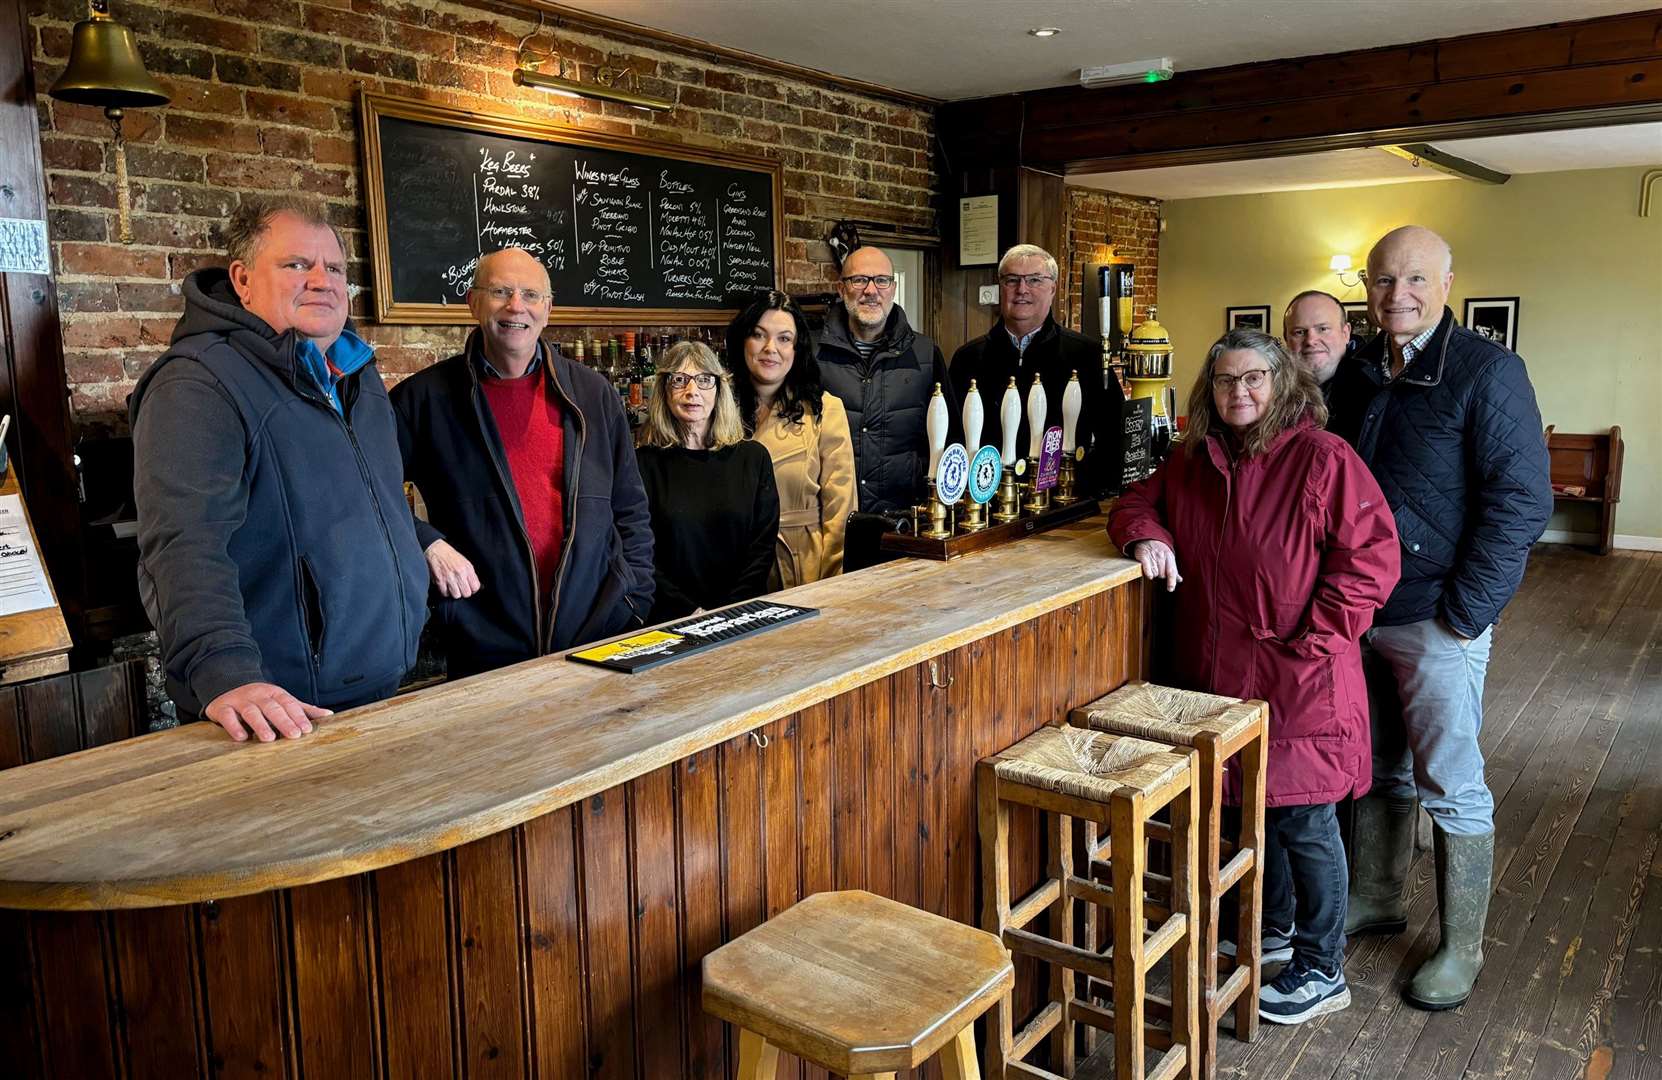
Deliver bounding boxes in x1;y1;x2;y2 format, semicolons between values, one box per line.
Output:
0;521;1147;1079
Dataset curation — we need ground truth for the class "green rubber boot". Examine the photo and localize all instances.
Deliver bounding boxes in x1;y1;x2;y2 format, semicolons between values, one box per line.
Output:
1404;828;1493;1010
1345;794;1417;935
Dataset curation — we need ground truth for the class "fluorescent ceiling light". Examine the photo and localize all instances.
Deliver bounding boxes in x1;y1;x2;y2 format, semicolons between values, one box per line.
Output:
1080;58;1174;88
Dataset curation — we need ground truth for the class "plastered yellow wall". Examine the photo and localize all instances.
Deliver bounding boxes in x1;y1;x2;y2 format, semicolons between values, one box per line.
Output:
1156;166;1662;541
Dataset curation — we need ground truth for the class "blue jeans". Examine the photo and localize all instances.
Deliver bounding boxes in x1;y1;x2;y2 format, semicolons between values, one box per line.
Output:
1363;619;1496;836
1262;802;1348;972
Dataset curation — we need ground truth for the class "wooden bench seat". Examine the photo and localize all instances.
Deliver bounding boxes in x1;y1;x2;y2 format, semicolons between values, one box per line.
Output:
1543;425;1623;555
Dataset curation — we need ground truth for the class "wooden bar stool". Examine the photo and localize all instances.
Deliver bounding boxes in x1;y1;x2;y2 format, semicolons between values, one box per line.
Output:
1071;682;1269;1080
978;723;1199;1080
702;889;1014;1080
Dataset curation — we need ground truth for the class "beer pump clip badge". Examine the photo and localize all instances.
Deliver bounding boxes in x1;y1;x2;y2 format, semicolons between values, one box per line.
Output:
936;443;970;505
968;445;1002;505
1035;425;1064;491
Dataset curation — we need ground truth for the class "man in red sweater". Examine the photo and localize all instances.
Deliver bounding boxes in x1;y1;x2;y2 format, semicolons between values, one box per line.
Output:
392;248;654;677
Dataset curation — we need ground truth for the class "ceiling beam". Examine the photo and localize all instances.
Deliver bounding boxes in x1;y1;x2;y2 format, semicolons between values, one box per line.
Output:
939;10;1662;174
1378;143;1510;184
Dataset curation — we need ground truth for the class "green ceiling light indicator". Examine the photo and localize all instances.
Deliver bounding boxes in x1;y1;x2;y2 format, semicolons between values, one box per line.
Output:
1080;57;1176;88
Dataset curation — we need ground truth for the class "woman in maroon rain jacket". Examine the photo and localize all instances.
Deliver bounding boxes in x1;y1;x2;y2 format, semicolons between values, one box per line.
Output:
1110;328;1399;1027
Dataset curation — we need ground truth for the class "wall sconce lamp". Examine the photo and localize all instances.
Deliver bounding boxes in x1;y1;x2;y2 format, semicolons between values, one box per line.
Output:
513;15;673;113
49;0;169;245
1330;254;1363;289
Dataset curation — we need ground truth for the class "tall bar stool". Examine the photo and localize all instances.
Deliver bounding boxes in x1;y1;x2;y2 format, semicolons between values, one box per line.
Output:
978;723;1199;1080
1071;681;1269;1080
702;889;1013;1080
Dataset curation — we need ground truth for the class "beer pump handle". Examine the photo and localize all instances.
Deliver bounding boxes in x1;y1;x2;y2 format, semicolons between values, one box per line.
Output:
1062;371;1083;454
926;382;948;479
962;378;983;457
999;379;1021;466
1026;377;1047;460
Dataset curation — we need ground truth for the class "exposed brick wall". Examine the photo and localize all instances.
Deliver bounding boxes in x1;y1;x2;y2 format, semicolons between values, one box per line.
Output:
26;0;936;428
1062;186;1160;333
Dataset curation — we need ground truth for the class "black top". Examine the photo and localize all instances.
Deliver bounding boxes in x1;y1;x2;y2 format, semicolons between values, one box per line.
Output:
636;442;781;622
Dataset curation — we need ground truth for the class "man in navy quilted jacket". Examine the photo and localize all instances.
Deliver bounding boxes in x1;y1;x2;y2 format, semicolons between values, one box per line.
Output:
1333;226;1551;1011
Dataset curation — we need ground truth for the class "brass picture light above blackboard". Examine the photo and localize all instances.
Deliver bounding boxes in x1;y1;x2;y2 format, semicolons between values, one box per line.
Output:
358;91;784;326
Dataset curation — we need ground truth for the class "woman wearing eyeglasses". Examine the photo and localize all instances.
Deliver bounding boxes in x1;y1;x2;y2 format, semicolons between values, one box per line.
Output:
724;291;855;589
1109;328;1400;1027
635;341;779;622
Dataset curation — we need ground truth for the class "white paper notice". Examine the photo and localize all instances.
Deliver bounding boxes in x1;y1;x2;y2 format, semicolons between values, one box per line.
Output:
0;218;51;275
0;495;57;616
959;195;998;266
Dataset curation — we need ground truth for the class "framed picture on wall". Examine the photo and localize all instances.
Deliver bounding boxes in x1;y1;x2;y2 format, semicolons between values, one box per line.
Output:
1463;297;1520;351
1342;302;1376;339
1225;305;1270;333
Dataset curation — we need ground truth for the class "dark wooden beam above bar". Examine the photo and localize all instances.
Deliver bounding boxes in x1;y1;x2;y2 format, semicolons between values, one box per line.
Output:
938;10;1662;173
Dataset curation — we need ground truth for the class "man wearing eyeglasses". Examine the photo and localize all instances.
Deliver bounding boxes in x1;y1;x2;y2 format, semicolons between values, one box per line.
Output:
817;246;959;516
391;247;654;679
949;243;1124;495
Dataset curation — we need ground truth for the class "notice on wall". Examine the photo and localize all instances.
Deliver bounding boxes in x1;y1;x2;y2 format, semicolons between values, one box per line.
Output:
959;195;999;266
0;218;50;275
0;495;57;616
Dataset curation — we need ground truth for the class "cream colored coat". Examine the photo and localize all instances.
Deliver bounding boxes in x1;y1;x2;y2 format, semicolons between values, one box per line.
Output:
752;392;856;589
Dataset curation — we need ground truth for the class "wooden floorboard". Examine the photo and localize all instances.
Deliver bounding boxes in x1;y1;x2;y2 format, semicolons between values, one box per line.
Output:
1075;546;1662;1080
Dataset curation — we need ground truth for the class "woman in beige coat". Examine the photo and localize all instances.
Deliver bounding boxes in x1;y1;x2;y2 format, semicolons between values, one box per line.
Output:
725;291;855;589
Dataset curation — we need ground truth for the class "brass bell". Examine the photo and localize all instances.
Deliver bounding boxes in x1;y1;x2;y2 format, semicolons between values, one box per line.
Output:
48;2;169;244
49;3;169;113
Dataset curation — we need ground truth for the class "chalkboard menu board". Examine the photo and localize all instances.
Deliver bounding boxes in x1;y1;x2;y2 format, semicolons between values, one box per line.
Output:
1120;396;1154;491
359;92;783;326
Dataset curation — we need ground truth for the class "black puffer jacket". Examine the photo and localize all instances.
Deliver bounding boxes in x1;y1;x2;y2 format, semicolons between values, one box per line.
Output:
391;334;654;678
1333;307;1551;636
818;302;959;513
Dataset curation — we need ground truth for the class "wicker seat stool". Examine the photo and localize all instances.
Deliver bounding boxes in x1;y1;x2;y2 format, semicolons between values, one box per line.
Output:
1071;682;1269;1080
978;723;1200;1080
702;889;1014;1080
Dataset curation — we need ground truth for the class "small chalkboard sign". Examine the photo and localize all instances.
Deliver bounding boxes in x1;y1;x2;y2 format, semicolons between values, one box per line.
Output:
1120;397;1154;490
359;92;783;326
567;600;817;673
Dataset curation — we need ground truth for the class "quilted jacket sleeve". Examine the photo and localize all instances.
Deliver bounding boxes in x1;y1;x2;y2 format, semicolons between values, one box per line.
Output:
1295;443;1401;657
1443;353;1552;636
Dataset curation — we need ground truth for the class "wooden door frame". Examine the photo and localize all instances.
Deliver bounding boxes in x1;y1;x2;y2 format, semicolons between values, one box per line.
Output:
2;0;85;645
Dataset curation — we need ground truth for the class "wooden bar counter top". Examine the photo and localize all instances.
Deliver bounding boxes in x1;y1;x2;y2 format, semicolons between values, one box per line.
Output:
0;519;1148;1079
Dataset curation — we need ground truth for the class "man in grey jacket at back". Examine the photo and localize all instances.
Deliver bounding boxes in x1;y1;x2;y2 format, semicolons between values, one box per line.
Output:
131;195;428;743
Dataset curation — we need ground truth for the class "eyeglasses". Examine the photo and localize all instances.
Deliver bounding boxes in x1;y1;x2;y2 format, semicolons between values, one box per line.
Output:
666;372;719;390
999;273;1054;289
475;285;550;306
841;274;896;291
1211;369;1272;392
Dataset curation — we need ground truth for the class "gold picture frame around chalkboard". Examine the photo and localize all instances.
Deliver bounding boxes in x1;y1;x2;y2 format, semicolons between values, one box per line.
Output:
358;91;785;327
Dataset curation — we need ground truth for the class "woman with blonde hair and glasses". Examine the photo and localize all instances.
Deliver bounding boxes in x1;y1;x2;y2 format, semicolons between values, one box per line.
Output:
636;340;779;622
1109;328;1400;1027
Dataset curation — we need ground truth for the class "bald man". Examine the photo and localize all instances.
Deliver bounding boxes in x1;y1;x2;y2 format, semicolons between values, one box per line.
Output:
818;245;959;515
392;247;653;678
1332;225;1550;1012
